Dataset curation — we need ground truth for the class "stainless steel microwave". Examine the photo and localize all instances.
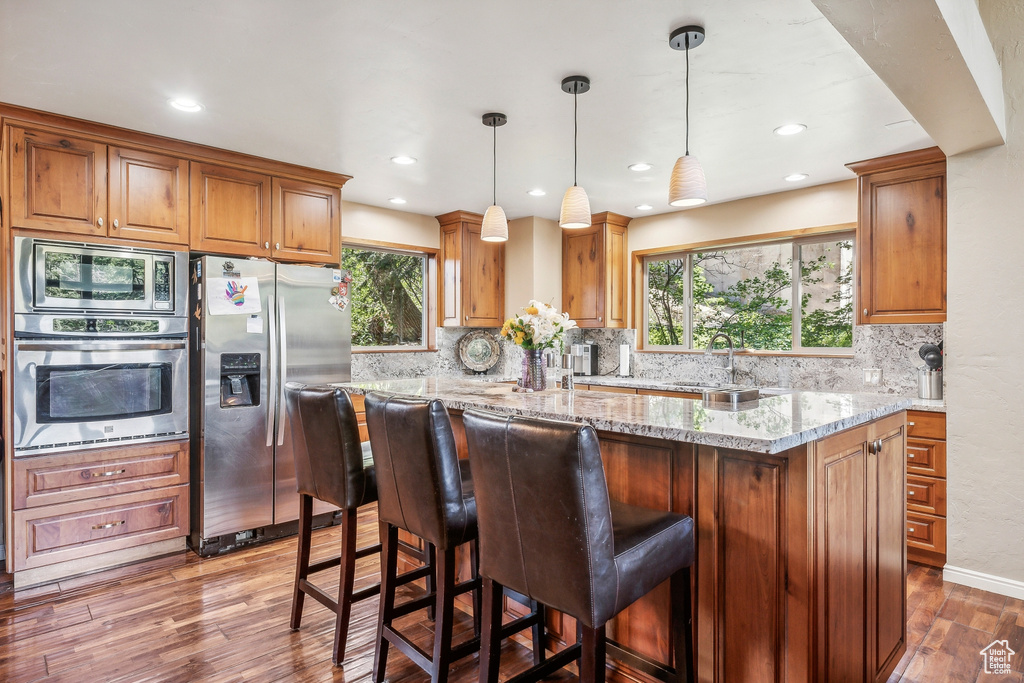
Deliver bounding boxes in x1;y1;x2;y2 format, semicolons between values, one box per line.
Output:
13;237;188;318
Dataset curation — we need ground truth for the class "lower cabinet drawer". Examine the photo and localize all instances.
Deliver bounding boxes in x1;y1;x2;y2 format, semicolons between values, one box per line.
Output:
907;474;947;516
906;437;946;478
906;511;947;555
12;485;189;571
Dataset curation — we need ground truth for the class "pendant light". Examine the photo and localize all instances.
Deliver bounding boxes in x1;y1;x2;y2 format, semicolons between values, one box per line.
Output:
481;113;509;242
668;26;708;208
559;75;592;229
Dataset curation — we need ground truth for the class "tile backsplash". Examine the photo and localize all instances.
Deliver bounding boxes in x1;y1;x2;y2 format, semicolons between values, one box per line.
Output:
352;323;944;396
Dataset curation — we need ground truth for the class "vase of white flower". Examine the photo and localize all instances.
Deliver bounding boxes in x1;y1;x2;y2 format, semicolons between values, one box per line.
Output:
500;300;577;393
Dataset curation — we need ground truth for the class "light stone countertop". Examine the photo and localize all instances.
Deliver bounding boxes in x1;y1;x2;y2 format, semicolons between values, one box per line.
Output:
334;376;913;455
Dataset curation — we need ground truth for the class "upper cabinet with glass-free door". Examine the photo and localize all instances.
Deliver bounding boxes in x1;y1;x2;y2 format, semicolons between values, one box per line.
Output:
9;126;189;245
847;147;946;324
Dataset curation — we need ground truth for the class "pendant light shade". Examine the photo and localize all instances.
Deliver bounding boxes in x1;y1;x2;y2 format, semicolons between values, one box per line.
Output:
669;154;707;207
481;204;508;241
481;112;508;242
669;26;708;208
559;185;592;228
559;75;592;229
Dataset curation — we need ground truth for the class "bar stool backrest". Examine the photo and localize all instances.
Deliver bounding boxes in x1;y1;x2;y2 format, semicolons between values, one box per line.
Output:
462;409;617;629
285;383;372;510
364;392;472;551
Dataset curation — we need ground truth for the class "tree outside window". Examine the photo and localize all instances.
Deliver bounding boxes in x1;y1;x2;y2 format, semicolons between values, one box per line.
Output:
342;246;427;348
646;235;853;352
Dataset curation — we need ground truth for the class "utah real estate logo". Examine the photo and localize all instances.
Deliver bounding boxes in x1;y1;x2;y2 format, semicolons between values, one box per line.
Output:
980;639;1015;675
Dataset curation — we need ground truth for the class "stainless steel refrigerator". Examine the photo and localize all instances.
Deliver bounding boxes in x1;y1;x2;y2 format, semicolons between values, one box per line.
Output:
188;256;351;555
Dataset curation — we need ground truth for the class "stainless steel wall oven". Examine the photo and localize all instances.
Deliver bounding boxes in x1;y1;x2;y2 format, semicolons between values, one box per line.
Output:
12;238;189;455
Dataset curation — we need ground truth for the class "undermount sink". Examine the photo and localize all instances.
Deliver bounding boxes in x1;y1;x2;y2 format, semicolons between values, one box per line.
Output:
702;386;761;409
671;380;720;389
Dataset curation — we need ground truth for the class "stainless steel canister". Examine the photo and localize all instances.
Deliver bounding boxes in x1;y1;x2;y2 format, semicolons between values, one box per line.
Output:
918;367;942;400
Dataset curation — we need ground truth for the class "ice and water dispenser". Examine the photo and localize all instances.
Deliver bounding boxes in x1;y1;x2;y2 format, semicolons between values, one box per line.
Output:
219;353;261;408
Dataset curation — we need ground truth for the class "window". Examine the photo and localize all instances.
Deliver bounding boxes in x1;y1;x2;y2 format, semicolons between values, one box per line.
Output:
644;234;854;352
342;244;432;350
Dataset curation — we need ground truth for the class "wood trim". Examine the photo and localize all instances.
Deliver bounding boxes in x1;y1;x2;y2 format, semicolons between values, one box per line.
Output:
590;211;631;228
636;348;854;358
9;226;190;252
341;236;439;257
0;102;351;187
845;146;945;176
435;210;483;225
630;223;857;259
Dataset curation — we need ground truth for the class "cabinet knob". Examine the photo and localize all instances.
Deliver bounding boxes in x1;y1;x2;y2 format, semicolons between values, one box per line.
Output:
598;316;602;322
112;218;119;229
908;527;916;533
275;242;280;250
97;217;104;227
264;242;270;249
908;422;915;426
908;453;915;458
863;308;868;316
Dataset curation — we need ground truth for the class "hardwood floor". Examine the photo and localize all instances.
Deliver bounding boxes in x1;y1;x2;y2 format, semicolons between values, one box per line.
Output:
1;505;1020;682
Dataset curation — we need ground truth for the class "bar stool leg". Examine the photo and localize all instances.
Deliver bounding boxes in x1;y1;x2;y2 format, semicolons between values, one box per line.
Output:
372;523;399;683
478;577;503;683
531;600;546;665
289;494;313;630
671;566;695;683
430;547;457;683
425;542;437;621
332;507;359;665
469;539;482;638
580;624;607;683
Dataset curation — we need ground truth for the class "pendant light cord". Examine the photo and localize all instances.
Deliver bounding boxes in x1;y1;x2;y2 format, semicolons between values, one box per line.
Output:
492;122;497;206
685;35;690;156
573;89;579;186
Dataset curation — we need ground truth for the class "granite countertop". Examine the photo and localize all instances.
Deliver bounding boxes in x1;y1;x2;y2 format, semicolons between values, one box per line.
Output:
335;377;913;455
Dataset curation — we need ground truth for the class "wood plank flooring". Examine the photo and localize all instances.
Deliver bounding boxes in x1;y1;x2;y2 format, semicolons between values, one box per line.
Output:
0;505;1020;682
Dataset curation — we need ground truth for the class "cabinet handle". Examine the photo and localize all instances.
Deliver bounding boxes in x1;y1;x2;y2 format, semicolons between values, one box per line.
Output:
908;490;914;496
907;453;915;458
264;241;270;249
908;422;915;426
275;242;280;250
908;526;916;533
91;468;127;478
97;217;104;227
92;520;125;530
112;218;119;229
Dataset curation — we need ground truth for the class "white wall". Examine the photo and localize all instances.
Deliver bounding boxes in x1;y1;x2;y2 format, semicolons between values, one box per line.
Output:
944;0;1024;588
341;200;440;249
504;216;562;316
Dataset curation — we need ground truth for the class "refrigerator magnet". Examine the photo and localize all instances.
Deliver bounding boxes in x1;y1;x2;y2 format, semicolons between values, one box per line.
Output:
246;315;264;334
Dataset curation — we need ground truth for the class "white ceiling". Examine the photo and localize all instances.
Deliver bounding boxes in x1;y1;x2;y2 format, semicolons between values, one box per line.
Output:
0;0;933;221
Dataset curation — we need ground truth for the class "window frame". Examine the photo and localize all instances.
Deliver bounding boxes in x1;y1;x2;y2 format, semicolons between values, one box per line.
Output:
342;238;438;353
638;227;856;356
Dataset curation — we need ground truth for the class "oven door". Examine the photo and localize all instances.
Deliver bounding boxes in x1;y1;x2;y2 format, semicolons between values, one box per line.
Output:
13;339;188;454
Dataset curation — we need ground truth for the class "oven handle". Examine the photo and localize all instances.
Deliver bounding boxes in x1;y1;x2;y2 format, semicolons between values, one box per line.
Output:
14;340;187;351
267;294;277;448
277;296;288;447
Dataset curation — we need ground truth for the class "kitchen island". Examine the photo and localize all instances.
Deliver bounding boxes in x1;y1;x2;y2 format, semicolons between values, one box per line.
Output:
337;377;911;683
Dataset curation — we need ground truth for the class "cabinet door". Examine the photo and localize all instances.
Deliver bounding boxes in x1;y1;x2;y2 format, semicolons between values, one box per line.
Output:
563;225;604;327
8;126;107;235
439;223;463;326
271;177;340;264
461;221;504;326
870;425;908;682
189;162;271;258
606;221;628;328
108;147;189;244
857;161;946;324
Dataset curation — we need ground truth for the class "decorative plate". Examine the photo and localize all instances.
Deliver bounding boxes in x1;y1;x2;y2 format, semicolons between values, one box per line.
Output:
458;330;501;373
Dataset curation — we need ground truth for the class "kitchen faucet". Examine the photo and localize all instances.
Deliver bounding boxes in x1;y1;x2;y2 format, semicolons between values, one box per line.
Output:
704;332;736;385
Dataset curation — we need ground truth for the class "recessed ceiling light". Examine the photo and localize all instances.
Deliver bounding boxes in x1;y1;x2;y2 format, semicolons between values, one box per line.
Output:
527;188;546;197
635;204;653;211
774;123;806;136
388;197;407;204
391;156;417;165
784;173;809;182
628;163;652;172
168;97;203;112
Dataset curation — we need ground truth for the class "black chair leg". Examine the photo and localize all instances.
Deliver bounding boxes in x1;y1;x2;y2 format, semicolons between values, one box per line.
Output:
332;507;358;665
470;539;482;638
671;566;695;683
289;494;313;630
531;600;546;665
580;624;607;683
372;523;399;683
426;542;437;621
431;547;457;683
478;577;503;683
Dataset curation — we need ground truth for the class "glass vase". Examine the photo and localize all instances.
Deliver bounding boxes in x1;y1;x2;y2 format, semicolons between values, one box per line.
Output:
517;349;547;392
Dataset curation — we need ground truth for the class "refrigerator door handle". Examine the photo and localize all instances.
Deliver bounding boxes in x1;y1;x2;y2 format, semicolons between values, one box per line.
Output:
266;294;277;448
277;295;288;446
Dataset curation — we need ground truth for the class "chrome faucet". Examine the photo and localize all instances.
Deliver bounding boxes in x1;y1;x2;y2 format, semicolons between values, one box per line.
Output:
704;332;736;385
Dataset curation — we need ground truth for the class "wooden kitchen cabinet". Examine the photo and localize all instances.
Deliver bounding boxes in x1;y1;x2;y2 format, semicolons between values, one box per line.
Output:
437;210;505;327
189;162;272;258
906;410;947;567
847;147;946;324
271;177;341;264
813;413;906;682
562;211;628;328
8;127;189;245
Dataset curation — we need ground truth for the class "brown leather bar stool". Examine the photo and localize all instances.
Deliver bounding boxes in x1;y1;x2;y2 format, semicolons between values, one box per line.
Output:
364;392;545;683
285;383;432;666
463;409;696;683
